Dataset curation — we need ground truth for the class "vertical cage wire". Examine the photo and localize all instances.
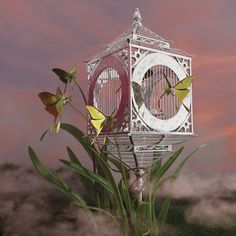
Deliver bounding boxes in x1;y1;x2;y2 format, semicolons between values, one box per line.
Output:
142;65;180;120
93;67;122;116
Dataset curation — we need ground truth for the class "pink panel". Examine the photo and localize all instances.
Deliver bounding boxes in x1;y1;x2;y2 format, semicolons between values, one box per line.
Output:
88;54;129;131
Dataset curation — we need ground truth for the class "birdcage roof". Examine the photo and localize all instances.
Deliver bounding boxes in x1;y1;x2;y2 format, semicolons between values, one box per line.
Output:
106;23;171;46
88;9;191;63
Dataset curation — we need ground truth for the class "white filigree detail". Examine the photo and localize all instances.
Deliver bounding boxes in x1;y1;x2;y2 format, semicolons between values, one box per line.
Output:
175;57;191;76
133;34;170;49
87;60;99;79
134;144;172;152
131;47;148;68
117;49;129;67
176;113;192;133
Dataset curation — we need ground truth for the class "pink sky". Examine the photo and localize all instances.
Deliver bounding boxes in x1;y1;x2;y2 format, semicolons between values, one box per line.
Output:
1;0;235;176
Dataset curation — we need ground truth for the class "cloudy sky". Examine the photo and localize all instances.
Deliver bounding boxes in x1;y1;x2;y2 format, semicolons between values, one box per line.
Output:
1;0;235;176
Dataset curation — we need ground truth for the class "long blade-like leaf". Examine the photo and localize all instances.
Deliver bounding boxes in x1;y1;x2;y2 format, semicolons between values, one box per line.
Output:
157;196;172;223
107;157;130;179
67;146;82;164
60;123;95;160
28;146;87;206
66;147;97;200
174;144;207;177
60;123;129;233
150;146;184;182
61;159;114;194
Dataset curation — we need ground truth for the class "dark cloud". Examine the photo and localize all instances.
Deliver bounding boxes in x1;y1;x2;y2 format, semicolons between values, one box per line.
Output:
0;0;235;175
0;163;122;236
1;163;236;235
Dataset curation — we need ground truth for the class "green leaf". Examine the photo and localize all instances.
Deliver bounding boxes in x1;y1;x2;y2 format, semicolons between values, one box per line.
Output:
60;123;95;159
118;179;131;208
135;200;157;235
66;147;102;207
107;157;130;179
66;146;81;164
60;123;129;233
174;144;207;178
137;201;152;221
28;146;87;207
150;146;184;182
149;158;162;180
61;159;114;195
157;196;172;223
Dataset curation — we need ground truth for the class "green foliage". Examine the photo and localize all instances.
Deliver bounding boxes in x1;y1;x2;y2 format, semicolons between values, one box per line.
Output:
28;67;203;235
28;146;87;207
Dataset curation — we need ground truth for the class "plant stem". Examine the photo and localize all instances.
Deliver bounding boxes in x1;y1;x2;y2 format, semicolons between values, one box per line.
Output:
112;131;133;218
68;102;88;121
74;80;87;105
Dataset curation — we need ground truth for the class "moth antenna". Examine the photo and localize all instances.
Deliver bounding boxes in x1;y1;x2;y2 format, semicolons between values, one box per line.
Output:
163;72;171;89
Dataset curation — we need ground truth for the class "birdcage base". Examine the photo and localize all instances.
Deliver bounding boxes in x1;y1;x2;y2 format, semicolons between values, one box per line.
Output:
95;132;196;169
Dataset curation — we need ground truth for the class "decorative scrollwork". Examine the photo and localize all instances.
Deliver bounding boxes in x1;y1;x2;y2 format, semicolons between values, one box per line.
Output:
134;145;172;152
175;57;191;76
176;113;192;133
131;47;148;68
87;60;99;77
116;49;129;68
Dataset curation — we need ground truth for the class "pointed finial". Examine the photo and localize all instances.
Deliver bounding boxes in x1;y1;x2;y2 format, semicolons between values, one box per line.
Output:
133;8;142;26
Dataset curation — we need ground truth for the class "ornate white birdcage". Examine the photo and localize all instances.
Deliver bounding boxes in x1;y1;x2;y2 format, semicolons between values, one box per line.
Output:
87;9;195;170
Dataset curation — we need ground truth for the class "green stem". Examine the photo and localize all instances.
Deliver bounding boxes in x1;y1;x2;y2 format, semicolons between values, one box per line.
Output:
74;80;87;105
89;144;129;235
128;136;140;170
69;102;88;121
112;130;132;219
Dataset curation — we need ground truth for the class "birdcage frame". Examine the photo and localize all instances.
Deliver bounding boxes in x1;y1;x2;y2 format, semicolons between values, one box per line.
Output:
87;10;195;169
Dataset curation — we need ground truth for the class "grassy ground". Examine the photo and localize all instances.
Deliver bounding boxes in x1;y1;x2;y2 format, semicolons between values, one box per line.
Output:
158;199;236;236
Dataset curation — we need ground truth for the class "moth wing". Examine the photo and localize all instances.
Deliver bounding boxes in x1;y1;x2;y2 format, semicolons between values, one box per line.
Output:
175;76;194;90
38;92;57;106
55;98;64;115
52;68;69;84
132;81;144;109
91;119;105;134
56;87;63;99
45;104;58;119
86;105;105;120
173;89;190;102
